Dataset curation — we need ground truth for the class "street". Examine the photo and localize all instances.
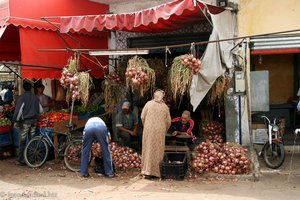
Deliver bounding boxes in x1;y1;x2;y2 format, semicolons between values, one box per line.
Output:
1;150;300;200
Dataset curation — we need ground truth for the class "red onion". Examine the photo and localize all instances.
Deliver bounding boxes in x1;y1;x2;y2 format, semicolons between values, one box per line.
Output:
92;142;141;170
191;141;251;175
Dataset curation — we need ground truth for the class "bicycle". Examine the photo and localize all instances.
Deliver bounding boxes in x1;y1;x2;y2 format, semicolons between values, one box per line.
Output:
259;115;285;169
23;120;86;172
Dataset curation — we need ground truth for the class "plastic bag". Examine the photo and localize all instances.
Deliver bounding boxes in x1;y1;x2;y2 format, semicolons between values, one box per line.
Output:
297;101;300;111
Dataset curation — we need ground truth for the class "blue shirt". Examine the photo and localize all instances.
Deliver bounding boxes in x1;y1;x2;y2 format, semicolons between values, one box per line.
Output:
4;90;13;104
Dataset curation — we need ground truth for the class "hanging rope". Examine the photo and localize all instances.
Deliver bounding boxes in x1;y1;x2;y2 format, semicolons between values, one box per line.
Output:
190;42;196;57
165;46;171;68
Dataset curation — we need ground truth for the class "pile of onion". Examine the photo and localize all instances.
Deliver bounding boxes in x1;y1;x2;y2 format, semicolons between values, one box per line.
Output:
214;142;251;174
60;68;80;100
192;142;251;175
106;73;122;84
180;54;201;74
65;144;82;163
92;142;141;170
200;120;225;143
2;150;12;157
125;67;149;86
192;142;221;173
92;143;103;158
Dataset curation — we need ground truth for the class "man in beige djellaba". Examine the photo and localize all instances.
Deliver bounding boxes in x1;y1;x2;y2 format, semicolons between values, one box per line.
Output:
141;89;171;178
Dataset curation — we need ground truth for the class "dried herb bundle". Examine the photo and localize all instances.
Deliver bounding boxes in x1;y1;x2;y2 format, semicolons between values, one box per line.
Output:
169;55;193;102
207;75;229;105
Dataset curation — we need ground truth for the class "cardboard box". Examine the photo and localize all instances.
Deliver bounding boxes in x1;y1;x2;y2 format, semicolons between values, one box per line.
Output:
252;123;268;144
252;123;266;130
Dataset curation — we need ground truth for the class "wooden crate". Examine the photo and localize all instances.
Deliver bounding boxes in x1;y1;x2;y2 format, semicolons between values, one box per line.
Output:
52;117;88;133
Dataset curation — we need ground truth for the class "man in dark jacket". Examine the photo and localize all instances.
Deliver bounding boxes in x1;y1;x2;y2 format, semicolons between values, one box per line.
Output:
13;82;43;165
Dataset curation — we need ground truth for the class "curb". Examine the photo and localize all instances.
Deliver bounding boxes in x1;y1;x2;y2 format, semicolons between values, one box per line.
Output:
284;145;300;152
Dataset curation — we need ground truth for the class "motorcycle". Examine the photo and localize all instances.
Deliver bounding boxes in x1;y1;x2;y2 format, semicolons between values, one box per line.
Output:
258;115;285;169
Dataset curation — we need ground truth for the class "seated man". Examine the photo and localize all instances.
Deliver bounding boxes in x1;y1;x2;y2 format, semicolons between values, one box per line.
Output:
116;101;139;148
171;110;196;141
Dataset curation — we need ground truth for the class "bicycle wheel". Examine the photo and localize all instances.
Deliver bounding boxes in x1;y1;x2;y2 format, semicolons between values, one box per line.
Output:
24;136;49;168
263;141;285;169
64;139;83;172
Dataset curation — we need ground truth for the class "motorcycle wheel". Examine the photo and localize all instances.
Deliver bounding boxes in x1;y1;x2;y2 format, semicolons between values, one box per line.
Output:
263;141;285;169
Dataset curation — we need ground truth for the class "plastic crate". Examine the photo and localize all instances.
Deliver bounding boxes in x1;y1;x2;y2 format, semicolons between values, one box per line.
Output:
0;133;13;147
160;152;188;180
78;112;91;120
0;145;13;159
0;126;11;134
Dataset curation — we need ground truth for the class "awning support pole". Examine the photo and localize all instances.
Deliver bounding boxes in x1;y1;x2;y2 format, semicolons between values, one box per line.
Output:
0;62;62;70
196;0;213;27
41;17;92;71
41;17;81;47
1;63;22;79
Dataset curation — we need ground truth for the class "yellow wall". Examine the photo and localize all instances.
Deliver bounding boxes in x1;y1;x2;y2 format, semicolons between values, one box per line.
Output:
252;54;294;104
238;0;300;36
238;0;299;104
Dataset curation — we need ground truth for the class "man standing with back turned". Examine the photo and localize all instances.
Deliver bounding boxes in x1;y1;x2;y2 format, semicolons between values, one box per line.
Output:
13;82;43;166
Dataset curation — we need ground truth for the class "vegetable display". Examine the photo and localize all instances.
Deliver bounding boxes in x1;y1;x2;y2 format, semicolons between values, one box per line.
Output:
37;112;75;128
65;143;82;164
192;142;251;174
169;55;193;102
180;54;201;74
60;57;80;100
0;117;11;127
92;142;141;170
106;72;122;84
125;56;155;97
200;120;225;143
60;55;93;107
73;104;101;114
207;75;229;105
103;73;122;113
77;71;93;108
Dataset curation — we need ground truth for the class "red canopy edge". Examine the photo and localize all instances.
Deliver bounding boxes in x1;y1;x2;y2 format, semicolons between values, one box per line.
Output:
251;48;300;55
59;0;224;34
1;17;108;37
0;17;58;31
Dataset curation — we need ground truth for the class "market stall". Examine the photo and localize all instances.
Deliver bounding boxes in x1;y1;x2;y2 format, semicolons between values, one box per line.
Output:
0;0;111;161
39;0;254;179
0;113;13;159
0;0;254;180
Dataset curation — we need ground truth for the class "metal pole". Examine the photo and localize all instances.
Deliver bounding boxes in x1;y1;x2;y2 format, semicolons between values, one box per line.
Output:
238;95;242;145
244;39;259;181
69;99;75;127
1;63;22;79
36;28;300;53
0;62;62;70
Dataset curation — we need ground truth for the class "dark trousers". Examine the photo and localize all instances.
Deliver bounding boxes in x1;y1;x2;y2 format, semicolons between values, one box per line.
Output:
80;125;113;176
118;130;143;148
